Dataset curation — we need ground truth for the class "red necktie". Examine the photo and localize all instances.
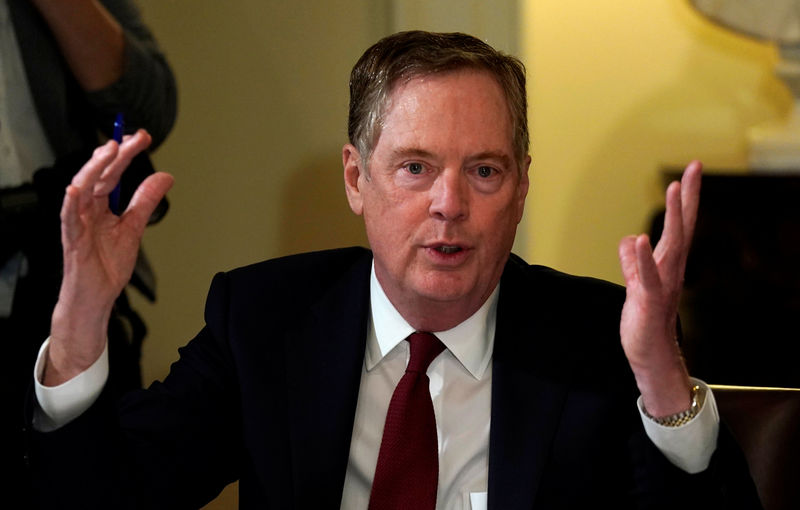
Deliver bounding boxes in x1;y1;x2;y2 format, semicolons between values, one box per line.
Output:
369;332;446;510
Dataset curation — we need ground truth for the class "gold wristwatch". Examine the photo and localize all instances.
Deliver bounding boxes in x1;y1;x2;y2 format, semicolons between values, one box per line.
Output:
643;385;704;427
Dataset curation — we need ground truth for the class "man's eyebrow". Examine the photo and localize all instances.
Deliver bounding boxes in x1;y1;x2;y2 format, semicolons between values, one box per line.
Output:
467;151;513;168
390;147;436;160
390;148;513;166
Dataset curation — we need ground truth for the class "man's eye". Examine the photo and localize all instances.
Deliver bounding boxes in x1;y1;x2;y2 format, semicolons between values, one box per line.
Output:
407;162;423;174
477;166;494;178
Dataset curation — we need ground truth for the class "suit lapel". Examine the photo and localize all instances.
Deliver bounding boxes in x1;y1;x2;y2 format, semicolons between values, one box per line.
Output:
488;258;570;510
283;252;372;507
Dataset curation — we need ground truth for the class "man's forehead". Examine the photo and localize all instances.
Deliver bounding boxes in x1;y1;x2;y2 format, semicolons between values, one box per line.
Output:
377;69;515;156
385;67;503;102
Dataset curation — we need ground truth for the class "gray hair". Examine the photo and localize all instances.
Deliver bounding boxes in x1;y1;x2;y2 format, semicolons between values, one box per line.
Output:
347;30;529;169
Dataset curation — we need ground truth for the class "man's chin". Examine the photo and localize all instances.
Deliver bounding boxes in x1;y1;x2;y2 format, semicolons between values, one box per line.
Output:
411;273;481;306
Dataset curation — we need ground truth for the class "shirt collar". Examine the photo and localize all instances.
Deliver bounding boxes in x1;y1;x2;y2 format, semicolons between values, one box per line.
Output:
365;262;498;380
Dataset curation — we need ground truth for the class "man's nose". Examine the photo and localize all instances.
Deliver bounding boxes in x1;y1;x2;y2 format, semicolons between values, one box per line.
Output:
429;169;468;221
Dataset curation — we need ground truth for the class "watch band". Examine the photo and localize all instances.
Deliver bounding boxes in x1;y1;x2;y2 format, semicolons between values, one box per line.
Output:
643;385;703;427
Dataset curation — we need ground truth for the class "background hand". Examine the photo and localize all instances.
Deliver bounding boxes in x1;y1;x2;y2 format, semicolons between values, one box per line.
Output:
46;130;174;385
617;161;701;417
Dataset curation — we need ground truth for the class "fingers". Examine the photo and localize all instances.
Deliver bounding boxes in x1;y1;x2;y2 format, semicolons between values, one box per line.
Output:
652;160;703;279
618;235;638;287
620;233;662;305
121;172;174;234
60;185;84;246
63;143;118;248
71;142;119;211
652;180;683;279
68;129;154;212
635;234;661;291
94;130;153;196
61;130;158;250
620;160;702;305
619;234;660;292
679;160;702;248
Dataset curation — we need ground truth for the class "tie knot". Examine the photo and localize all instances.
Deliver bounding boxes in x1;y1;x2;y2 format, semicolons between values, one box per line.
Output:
406;332;445;374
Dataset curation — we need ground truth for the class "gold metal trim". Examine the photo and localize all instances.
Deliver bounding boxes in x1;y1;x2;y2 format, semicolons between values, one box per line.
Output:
709;384;800;392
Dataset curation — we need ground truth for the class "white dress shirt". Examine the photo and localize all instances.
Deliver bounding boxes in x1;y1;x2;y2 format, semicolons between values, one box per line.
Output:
340;265;497;509
34;263;720;510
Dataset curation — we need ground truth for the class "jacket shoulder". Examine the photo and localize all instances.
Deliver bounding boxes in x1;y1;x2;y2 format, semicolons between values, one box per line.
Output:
498;254;630;384
227;247;370;285
504;253;625;309
203;247;371;323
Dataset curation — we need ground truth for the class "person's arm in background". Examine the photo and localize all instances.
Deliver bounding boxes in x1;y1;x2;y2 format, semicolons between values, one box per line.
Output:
29;0;124;91
30;0;177;149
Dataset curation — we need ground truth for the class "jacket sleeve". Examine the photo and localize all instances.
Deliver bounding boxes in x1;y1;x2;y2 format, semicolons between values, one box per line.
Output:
26;272;241;510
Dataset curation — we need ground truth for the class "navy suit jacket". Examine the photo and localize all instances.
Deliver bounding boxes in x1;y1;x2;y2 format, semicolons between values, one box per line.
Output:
27;247;761;509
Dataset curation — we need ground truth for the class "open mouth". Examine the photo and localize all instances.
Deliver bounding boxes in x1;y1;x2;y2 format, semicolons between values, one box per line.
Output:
434;245;463;254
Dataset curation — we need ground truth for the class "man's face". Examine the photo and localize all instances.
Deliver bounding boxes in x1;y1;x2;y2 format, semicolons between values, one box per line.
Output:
343;69;530;330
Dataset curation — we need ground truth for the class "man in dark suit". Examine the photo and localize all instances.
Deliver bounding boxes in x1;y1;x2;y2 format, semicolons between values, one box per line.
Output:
27;31;760;509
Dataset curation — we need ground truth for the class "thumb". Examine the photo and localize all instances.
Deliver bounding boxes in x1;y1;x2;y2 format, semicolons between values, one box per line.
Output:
120;172;174;234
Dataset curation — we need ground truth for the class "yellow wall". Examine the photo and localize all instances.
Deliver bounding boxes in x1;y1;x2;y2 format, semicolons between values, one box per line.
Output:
131;0;386;387
520;0;790;283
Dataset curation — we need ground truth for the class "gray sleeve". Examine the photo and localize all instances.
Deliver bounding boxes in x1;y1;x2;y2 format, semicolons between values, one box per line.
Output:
86;0;178;150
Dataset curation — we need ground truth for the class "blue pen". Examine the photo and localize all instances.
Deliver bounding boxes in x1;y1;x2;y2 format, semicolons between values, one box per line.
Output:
109;113;124;214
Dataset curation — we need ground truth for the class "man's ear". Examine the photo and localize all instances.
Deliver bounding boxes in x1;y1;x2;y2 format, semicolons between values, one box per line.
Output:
515;155;532;224
343;143;364;215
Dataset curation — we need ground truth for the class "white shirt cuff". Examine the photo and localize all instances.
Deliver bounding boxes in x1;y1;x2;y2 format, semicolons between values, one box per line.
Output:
637;378;719;474
33;337;109;432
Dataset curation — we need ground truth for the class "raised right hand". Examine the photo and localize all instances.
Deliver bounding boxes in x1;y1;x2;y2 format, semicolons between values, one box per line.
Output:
45;130;173;386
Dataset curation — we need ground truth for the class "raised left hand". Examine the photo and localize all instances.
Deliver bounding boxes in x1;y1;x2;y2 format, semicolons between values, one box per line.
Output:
617;161;702;417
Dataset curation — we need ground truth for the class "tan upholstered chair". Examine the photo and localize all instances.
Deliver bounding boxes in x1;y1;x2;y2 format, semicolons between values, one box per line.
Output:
710;385;800;510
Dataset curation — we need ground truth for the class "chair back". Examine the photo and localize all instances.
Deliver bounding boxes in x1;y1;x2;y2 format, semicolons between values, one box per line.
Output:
711;385;800;510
